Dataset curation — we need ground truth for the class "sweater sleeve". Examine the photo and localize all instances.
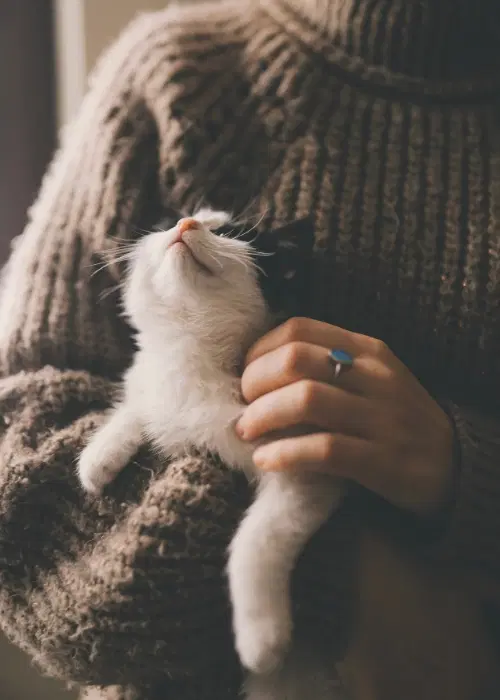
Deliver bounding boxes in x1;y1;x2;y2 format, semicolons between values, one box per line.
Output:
0;12;163;378
0;366;248;691
0;10;358;695
422;402;500;603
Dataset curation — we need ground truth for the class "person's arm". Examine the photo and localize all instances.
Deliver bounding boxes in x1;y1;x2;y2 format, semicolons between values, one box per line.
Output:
0;11;358;693
0;363;355;689
0;9;242;688
422;402;500;601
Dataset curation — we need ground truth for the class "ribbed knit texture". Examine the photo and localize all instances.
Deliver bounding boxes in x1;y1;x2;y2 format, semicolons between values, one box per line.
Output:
0;0;499;698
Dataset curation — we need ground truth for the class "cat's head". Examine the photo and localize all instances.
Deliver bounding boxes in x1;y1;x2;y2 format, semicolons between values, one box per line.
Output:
123;208;314;358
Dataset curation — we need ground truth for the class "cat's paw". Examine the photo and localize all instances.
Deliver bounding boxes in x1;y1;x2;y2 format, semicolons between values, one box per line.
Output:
77;444;118;495
235;612;292;675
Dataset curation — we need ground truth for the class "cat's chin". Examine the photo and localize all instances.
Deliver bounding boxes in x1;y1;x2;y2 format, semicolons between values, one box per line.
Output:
168;242;215;279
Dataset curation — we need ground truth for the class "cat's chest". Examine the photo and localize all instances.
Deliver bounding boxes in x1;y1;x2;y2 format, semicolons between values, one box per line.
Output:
129;360;236;421
127;355;253;468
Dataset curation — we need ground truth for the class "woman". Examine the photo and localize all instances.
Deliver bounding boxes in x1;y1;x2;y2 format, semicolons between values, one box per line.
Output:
0;0;499;698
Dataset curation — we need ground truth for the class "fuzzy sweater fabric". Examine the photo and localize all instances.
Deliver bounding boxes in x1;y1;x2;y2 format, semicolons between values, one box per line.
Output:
1;0;500;698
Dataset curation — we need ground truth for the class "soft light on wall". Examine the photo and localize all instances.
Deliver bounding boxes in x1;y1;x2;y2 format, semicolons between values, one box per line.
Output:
54;0;177;126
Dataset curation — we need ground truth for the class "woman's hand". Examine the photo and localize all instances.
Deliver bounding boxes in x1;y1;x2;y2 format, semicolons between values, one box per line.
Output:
236;317;455;517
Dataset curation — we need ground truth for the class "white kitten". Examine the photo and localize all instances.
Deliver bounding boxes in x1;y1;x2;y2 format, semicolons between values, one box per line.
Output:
77;209;346;700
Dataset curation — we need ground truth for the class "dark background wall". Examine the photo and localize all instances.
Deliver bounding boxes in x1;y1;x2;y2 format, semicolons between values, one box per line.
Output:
0;0;57;264
0;7;76;698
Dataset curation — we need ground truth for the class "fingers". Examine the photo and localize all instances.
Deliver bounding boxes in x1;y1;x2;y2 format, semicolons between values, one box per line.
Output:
245;316;392;366
241;340;396;404
252;432;373;479
242;342;334;403
252;432;397;504
236;379;375;442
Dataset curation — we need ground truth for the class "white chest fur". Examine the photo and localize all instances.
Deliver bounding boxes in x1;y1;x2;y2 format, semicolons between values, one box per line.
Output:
126;344;256;476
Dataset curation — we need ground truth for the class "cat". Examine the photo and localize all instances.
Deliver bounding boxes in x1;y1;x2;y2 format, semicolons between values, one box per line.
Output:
77;209;346;700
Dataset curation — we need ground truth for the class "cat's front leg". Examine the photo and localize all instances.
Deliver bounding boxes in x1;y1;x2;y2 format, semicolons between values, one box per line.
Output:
228;471;343;675
77;403;143;494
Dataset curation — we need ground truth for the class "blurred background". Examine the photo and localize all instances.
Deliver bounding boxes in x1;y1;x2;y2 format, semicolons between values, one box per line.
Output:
1;0;195;264
0;3;197;697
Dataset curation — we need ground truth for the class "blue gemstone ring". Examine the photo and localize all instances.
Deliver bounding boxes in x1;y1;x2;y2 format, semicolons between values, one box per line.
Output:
328;349;354;380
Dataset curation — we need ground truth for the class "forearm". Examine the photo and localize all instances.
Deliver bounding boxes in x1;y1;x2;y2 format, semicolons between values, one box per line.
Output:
0;14;164;380
421;402;500;603
0;367;247;685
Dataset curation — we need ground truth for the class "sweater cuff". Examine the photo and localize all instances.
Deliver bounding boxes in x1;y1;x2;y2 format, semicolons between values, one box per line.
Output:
425;402;500;580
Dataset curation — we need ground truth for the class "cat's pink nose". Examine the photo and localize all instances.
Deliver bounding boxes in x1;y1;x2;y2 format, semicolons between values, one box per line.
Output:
177;218;200;235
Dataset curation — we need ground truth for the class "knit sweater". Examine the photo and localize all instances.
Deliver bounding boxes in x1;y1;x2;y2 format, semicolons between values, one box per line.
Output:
0;0;500;698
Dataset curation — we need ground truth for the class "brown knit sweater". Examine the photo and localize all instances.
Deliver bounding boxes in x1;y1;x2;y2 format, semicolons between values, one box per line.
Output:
1;1;500;698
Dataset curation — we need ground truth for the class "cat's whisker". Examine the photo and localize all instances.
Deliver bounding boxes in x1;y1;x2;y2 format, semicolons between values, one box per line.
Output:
131;225;157;237
85;248;136;268
193;194;208;215
244;209;268;233
216;250;255;273
109;234;138;245
89;264;114;278
100;240;138;256
253;262;268;278
230;202;268;229
232;257;253;273
230;210;268;242
204;250;225;271
100;247;139;262
88;252;136;278
246;249;275;258
102;252;136;267
232;227;260;244
98;283;124;301
105;242;141;255
213;226;242;241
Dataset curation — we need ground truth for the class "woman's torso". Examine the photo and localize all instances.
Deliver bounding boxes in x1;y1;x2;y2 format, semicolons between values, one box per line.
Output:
163;36;500;408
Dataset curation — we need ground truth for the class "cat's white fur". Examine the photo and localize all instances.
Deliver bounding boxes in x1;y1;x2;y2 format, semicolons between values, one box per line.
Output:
77;209;345;700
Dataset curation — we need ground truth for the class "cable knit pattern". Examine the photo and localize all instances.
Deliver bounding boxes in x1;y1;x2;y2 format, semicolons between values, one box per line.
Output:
0;1;500;698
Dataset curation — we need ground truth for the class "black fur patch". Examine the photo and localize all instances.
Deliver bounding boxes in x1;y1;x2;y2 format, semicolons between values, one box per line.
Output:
214;217;315;318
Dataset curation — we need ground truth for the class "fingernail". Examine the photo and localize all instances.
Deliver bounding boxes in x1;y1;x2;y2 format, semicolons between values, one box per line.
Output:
235;420;246;439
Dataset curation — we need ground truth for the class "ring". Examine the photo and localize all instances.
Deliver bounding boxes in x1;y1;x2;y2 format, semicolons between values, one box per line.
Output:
328;349;354;380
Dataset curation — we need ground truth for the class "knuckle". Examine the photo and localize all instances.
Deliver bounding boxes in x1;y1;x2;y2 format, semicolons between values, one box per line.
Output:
373;360;396;383
281;342;307;377
368;336;390;357
362;354;396;385
281;316;308;343
296;379;318;416
319;434;337;463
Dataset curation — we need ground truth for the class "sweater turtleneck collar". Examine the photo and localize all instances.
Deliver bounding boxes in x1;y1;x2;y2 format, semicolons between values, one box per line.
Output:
263;0;500;81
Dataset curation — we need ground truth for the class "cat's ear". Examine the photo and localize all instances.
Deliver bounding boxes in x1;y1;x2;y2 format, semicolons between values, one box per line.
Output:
194;208;233;231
